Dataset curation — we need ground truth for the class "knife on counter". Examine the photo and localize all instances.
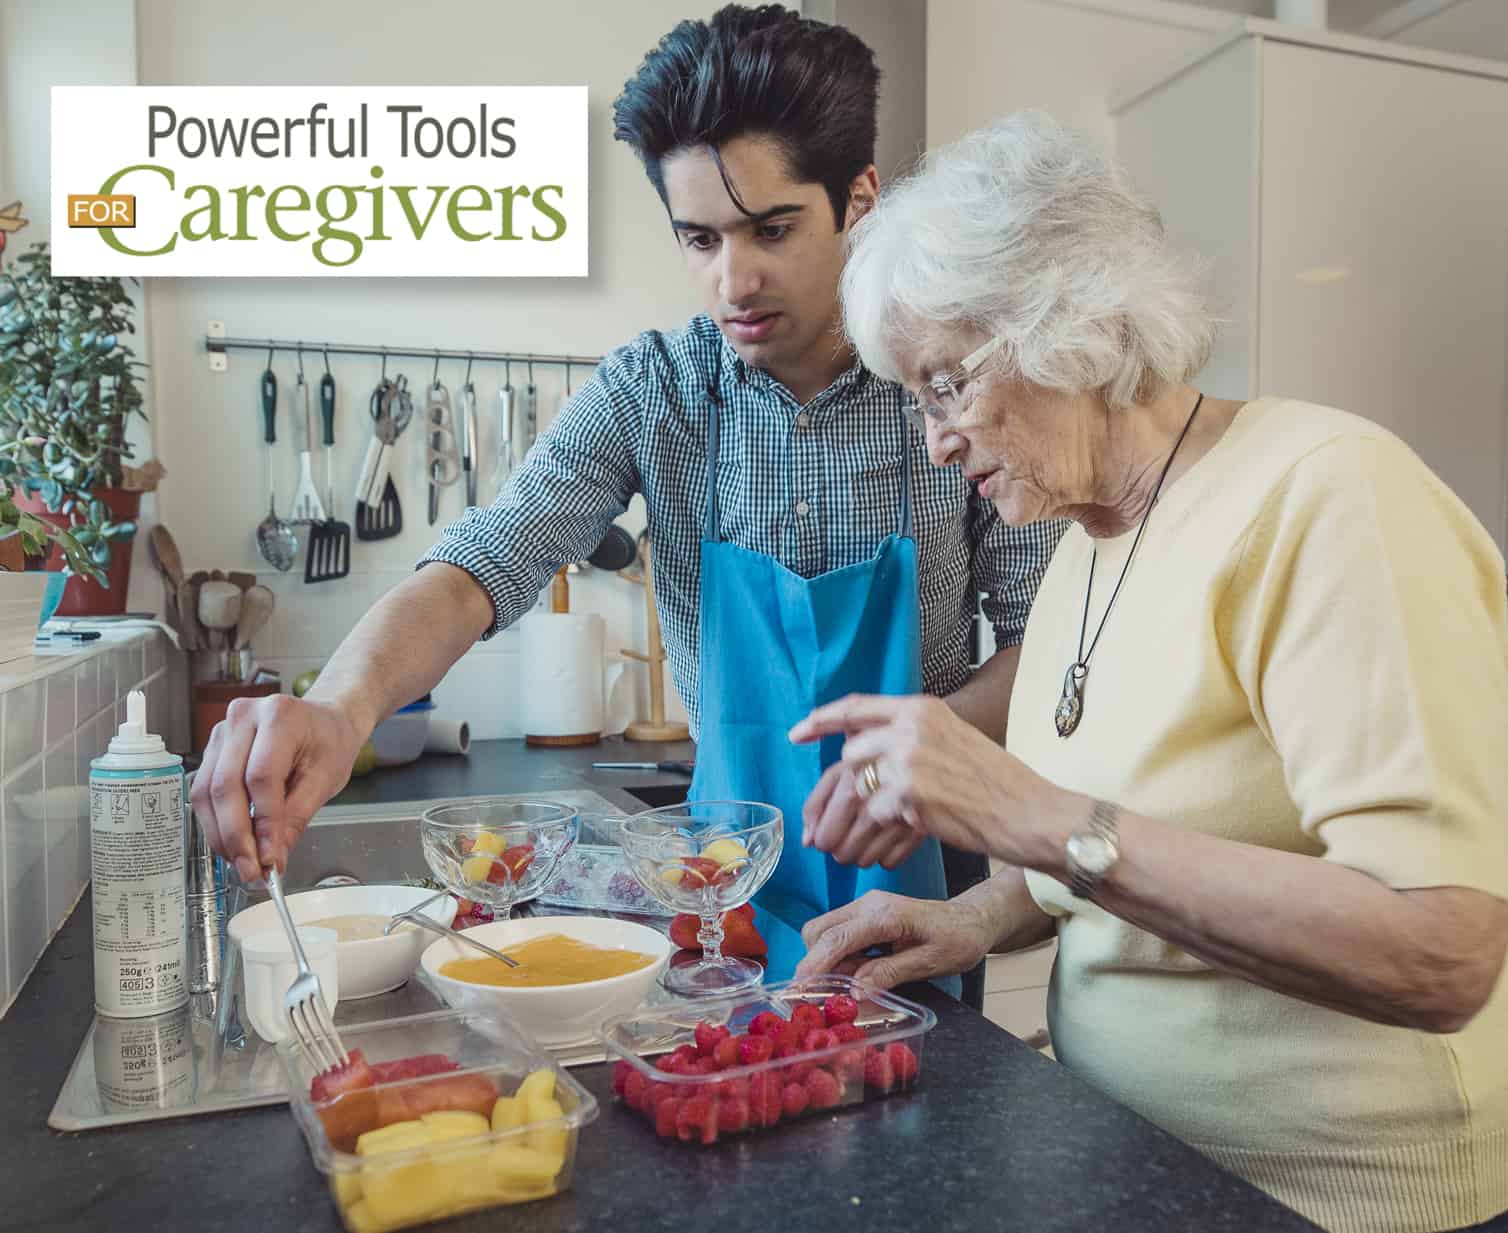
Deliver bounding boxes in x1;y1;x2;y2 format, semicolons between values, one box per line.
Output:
592;760;695;775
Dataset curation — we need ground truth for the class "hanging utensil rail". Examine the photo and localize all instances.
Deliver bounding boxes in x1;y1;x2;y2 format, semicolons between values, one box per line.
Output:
205;334;604;370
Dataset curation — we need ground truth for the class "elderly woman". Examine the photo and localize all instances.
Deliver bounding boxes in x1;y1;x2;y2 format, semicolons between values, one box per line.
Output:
789;112;1508;1233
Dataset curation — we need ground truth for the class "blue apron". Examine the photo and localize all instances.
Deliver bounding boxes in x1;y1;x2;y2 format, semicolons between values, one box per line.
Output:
688;380;951;967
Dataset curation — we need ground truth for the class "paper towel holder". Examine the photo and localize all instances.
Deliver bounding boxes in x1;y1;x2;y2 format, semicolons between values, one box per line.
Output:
621;531;691;743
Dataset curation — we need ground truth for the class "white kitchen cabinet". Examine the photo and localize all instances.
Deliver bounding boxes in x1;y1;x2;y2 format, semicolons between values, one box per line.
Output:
1115;19;1508;552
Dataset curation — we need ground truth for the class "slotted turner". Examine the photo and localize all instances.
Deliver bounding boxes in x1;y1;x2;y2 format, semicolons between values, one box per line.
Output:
306;370;351;582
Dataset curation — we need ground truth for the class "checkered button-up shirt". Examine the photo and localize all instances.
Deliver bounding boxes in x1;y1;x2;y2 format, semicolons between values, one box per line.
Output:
421;314;1067;737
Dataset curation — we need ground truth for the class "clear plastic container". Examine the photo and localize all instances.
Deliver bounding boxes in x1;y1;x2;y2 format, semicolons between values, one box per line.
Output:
279;1008;599;1231
598;974;936;1147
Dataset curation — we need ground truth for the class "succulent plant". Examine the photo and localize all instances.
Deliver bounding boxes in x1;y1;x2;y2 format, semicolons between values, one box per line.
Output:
0;240;146;578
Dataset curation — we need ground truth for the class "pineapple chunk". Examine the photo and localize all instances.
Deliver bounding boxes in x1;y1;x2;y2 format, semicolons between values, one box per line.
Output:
430;1143;497;1209
342;1199;388;1233
490;1095;524;1132
515;1068;556;1105
491;1143;564;1185
461;853;493;884
701;838;749;869
524;1095;568;1158
331;1170;363;1207
361;1154;442;1229
471;831;506;856
420;1110;490;1143
355;1120;432;1157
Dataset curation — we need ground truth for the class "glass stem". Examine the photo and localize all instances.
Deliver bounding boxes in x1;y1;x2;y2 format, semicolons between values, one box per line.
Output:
698;913;725;963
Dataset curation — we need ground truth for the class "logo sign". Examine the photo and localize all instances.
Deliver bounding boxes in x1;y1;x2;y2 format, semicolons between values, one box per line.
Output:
51;87;587;277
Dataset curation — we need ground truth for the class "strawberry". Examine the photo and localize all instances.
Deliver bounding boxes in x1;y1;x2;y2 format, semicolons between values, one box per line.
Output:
887;1042;920;1087
670;905;767;957
676;1095;720;1145
864;1047;896;1093
485;843;535;885
791;1003;826;1035
805;1067;843;1110
612;1060;633;1096
781;1082;811;1119
831;1022;867;1045
669;913;700;951
749;1011;786;1038
712;1037;740;1070
623;1068;651;1111
717;1096;751;1134
737;1034;775;1066
801;1028;837;1054
695;1021;731;1057
822;993;860;1027
747;1072;783;1127
655;1096;683;1139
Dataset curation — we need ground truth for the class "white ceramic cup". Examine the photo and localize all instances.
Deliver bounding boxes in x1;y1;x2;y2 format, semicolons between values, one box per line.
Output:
240;926;340;1044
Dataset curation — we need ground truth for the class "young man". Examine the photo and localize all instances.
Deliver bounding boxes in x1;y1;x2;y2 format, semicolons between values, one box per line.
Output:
193;6;1062;999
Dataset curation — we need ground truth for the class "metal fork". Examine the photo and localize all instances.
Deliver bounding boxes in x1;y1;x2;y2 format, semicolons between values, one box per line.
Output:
265;866;349;1073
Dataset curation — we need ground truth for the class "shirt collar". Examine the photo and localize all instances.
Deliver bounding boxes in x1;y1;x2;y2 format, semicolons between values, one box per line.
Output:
715;329;874;405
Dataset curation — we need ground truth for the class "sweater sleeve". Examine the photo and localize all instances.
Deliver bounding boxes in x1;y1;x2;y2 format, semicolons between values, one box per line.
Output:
1218;434;1508;897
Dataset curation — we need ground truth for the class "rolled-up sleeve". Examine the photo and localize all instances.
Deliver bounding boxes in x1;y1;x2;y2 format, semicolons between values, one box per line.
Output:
971;498;1069;649
419;343;652;638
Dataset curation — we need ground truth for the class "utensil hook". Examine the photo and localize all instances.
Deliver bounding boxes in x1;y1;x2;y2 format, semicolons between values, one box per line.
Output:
380;349;388;381
527;355;535;386
322;346;331;377
296;342;304;382
464;352;474;385
565;360;573;396
504;358;512;387
431;348;441;390
265;341;275;370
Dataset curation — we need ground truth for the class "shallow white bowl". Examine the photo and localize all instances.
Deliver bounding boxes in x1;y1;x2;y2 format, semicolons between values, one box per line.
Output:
228;883;457;999
419;915;671;1047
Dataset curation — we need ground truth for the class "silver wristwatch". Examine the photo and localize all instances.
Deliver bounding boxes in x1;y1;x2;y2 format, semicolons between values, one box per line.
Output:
1066;798;1120;900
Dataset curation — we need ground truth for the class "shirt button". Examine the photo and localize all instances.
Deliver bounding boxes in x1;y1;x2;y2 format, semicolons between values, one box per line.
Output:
794;411;811;431
794;499;811;517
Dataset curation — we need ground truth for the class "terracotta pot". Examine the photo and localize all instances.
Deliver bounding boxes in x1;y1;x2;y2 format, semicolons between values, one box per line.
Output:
14;486;142;617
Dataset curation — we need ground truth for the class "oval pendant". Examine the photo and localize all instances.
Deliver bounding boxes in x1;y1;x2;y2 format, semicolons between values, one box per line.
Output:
1055;663;1086;738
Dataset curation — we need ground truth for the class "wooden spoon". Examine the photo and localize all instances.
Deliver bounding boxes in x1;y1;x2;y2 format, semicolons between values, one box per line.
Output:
233;585;275;651
148;525;185;588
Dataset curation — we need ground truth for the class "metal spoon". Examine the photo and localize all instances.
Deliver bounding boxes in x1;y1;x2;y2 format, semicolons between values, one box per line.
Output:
256;363;299;571
384;908;520;968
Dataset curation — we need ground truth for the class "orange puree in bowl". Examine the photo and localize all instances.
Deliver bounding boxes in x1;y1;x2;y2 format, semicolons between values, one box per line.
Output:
440;933;656;987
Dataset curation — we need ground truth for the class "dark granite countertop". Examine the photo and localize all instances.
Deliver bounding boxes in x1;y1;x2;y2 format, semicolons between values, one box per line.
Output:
0;740;1319;1233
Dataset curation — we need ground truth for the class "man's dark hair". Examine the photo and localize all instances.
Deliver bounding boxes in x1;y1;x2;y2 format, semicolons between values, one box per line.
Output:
612;4;880;230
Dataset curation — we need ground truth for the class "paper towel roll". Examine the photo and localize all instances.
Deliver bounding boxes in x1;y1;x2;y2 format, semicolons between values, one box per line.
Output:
424;719;471;756
520;611;605;744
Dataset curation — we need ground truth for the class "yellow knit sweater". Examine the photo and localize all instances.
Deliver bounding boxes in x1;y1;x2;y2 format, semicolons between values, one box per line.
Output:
1011;398;1508;1233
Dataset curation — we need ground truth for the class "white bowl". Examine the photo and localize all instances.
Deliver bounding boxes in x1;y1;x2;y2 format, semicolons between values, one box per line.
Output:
229;884;457;999
240;926;340;1044
419;915;672;1047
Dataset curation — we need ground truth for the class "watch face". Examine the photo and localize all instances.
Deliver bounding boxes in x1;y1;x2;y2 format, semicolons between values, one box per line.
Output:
1067;832;1116;877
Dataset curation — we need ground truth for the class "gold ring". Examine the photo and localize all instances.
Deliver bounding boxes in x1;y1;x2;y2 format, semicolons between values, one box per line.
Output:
857;762;881;799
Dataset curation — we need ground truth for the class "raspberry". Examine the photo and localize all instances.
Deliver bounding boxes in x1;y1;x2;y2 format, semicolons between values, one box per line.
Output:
655;1096;683;1139
676;1095;720;1145
623;1068;650;1111
805;1067;842;1110
671;1044;701;1070
717;1097;751;1134
823;994;860;1027
888;1043;920;1087
781;1082;811;1119
864;1047;896;1093
715;1076;750;1103
737;1034;774;1066
832;1048;867;1085
695;1021;731;1057
749;1011;787;1038
689;1057;720;1077
831;1023;867;1045
791;1003;826;1034
783;1058;816;1085
801;1028;836;1054
713;1037;740;1070
658;1054;685;1075
748;1072;783;1127
612;1060;633;1096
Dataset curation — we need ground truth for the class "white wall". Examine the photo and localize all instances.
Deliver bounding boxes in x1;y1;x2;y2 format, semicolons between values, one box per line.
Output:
114;0;722;737
926;0;1228;150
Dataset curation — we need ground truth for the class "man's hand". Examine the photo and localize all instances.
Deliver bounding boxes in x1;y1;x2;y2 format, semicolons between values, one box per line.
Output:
191;695;364;883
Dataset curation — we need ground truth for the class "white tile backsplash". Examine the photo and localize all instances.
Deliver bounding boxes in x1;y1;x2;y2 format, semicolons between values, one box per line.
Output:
45;667;76;747
2;682;43;781
0;631;180;1018
44;738;85;938
4;757;47;1012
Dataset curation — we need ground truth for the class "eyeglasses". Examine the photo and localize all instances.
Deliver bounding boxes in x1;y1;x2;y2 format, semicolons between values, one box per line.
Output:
900;335;1004;432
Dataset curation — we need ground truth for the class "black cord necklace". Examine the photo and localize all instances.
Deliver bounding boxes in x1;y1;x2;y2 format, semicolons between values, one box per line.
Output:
1054;393;1205;738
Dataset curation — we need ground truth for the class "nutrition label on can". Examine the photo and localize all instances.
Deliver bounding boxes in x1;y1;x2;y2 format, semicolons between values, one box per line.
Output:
91;773;187;1015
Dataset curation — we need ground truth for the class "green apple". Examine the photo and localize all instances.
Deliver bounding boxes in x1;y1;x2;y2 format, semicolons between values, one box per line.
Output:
350;741;378;778
291;668;321;698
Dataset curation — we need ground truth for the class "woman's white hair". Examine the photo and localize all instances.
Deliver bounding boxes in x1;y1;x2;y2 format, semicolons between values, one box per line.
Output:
842;111;1215;408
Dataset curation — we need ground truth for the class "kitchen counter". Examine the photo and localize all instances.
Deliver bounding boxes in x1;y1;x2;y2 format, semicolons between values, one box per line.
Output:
0;741;1320;1233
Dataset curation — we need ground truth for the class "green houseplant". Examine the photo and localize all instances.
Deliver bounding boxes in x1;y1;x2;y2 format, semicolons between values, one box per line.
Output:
0;240;156;612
